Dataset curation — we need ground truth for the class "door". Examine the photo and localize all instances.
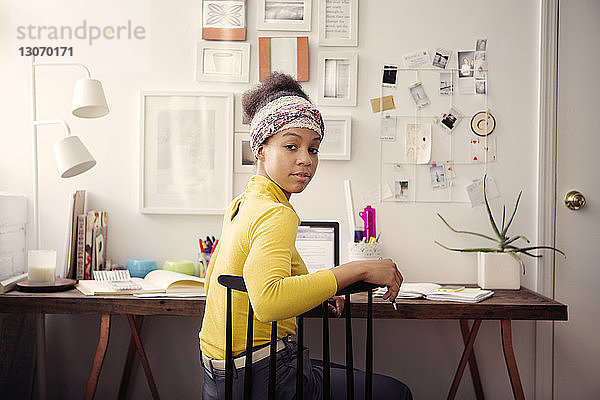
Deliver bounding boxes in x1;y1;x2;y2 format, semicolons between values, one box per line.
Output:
555;0;600;397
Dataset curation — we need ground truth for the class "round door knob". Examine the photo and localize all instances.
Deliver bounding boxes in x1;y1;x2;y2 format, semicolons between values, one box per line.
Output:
564;190;586;210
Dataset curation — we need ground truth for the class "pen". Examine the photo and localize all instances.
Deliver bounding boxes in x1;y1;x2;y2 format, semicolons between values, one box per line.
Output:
378;256;398;311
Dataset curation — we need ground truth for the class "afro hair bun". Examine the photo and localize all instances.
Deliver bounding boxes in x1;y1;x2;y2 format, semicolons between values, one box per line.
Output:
242;72;310;122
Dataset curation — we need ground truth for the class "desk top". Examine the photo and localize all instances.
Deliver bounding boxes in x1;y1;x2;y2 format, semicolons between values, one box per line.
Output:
0;287;567;321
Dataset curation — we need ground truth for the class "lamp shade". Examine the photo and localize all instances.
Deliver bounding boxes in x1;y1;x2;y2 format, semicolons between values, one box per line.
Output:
71;78;109;118
53;135;96;178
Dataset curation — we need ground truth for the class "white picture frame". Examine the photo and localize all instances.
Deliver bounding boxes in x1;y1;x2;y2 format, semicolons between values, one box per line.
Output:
318;51;358;107
256;0;311;31
139;91;234;214
234;132;256;173
234;94;250;132
318;0;358;46
320;116;351;160
196;42;250;83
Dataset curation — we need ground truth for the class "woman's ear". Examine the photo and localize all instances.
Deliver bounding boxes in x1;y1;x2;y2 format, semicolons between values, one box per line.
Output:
256;145;266;162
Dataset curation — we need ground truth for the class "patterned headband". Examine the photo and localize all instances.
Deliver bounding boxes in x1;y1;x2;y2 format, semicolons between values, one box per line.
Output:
249;95;325;156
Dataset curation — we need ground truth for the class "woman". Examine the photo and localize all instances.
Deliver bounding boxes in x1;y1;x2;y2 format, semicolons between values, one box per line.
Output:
200;73;412;400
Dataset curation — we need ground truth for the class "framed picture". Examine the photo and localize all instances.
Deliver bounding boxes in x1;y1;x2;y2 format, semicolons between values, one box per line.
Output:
234;132;256;173
202;0;247;40
318;0;358;46
234;94;250;132
258;36;309;81
139;91;234;214
317;51;358;106
196;42;250;83
256;0;311;31
320;116;351;160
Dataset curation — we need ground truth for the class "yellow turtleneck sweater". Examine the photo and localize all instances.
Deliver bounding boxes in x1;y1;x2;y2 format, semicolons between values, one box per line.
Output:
199;175;338;359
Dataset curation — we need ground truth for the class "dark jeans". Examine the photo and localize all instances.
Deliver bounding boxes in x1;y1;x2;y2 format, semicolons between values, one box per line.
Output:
201;339;412;400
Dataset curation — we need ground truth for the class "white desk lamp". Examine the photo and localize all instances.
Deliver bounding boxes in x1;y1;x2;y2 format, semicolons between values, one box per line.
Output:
29;54;108;400
29;55;108;249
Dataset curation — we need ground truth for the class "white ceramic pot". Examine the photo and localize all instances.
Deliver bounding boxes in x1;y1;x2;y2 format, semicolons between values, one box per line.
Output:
477;252;521;289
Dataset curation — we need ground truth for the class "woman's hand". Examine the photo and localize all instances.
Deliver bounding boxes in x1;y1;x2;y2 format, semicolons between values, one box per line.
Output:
362;258;403;301
327;295;345;317
332;259;403;302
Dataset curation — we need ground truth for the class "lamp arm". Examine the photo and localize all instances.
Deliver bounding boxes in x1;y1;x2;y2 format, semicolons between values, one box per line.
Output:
33;119;72;136
33;61;92;79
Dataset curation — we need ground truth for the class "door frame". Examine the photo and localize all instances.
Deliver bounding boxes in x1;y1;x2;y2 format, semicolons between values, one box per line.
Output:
536;0;559;399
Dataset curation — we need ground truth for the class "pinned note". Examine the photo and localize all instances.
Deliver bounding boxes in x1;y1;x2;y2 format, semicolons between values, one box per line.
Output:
406;123;431;164
466;176;500;207
370;95;395;113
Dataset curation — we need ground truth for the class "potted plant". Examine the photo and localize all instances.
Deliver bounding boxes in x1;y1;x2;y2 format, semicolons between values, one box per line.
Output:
435;175;564;289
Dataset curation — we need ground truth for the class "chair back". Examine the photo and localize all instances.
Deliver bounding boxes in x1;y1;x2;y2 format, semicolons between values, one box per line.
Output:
217;275;377;400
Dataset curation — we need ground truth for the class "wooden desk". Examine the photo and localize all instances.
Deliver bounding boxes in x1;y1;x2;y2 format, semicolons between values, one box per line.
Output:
0;287;567;400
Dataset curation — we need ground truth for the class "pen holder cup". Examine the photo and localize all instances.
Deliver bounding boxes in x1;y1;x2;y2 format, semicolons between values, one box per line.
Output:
348;242;382;262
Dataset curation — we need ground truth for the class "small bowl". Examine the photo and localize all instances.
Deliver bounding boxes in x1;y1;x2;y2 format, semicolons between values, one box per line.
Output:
163;259;197;276
126;259;157;278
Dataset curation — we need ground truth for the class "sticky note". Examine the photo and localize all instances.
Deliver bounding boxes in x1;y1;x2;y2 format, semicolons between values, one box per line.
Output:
370;96;395;113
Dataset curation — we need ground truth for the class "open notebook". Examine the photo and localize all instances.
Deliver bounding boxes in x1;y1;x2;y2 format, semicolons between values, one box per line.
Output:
375;283;493;303
76;269;205;296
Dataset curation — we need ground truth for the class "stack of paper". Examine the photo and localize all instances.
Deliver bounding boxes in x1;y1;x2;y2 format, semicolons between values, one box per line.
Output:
426;288;493;303
375;283;494;303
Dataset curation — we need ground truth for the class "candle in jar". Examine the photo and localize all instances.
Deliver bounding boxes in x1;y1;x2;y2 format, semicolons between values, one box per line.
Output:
28;250;56;284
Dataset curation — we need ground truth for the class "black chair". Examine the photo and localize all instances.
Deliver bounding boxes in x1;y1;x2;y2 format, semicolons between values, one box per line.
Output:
216;275;378;400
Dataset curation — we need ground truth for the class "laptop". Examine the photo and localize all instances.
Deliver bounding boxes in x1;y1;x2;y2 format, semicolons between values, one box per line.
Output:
295;221;340;273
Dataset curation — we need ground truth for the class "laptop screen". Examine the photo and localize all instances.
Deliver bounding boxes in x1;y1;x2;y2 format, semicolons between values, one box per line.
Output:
295;221;339;273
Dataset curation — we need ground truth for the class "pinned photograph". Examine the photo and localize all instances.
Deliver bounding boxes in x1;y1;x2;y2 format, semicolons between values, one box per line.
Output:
429;165;447;190
458;51;474;78
476;39;487;52
394;180;410;201
440;107;464;132
402;50;430;69
475;79;487;94
382;64;398;88
474;57;488;79
439;72;453;95
432;48;451;69
409;82;430;108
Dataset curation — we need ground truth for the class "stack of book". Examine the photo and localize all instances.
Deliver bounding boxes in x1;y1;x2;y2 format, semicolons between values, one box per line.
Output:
375;283;494;303
65;190;109;280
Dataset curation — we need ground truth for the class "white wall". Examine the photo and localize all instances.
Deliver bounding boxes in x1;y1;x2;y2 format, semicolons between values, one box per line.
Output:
0;1;542;399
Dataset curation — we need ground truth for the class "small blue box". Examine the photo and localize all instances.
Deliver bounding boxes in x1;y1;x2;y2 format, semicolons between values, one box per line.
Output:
126;258;157;278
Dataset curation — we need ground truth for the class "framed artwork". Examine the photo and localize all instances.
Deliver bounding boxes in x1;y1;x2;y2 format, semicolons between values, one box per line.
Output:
320;116;351;160
317;51;358;106
139;91;234;214
202;0;247;40
256;0;311;31
234;132;256;173
318;0;358;46
234;94;250;132
196;42;250;83
258;36;309;81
